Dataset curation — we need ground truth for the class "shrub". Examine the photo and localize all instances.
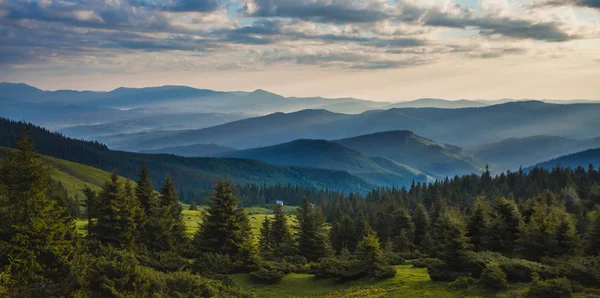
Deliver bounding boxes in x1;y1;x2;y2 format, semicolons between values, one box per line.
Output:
137;251;188;272
480;263;508;290
497;258;553;282
249;268;286;284
427;263;466;282
448;275;477;289
527;278;573;298
552;256;600;287
312;258;366;281
370;264;397;279
412;258;443;268
191;253;235;275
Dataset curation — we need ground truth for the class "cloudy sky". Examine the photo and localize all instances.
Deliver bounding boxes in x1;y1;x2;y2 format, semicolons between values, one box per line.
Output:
0;0;598;101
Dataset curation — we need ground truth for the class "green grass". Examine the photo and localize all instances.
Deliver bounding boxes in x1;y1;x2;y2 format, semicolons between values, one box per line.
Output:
78;206;297;238
230;265;530;298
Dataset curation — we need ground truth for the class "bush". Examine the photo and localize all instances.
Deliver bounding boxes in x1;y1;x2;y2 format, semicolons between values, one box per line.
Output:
137;251;188;272
312;258;366;281
527;278;573;298
370;264;397;279
448;275;477;289
192;253;235;275
551;256;600;287
498;258;555;282
412;258;443;268
427;263;466;282
480;263;508;290
249;268;286;284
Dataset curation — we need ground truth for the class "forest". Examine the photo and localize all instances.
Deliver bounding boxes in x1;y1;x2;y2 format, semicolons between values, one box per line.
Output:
1;129;600;297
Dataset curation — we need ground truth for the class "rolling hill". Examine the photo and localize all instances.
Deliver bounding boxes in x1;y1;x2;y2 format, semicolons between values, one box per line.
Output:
219;139;431;186
118;101;600;151
140;144;237;157
0;118;375;197
533;148;600;170
471;135;600;172
335;131;484;178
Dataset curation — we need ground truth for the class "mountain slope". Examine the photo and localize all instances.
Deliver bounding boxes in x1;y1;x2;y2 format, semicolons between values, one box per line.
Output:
533;148;600;170
140;144;237;157
0;118;374;196
120;101;600;151
335;130;484;178
385;98;488;109
471;136;600;172
219;139;431;186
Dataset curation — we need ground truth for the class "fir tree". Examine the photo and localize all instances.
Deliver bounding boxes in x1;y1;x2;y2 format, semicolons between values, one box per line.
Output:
189;201;198;211
0;127;74;296
487;197;523;256
194;179;256;263
436;209;473;269
296;197;332;262
154;176;187;251
259;217;272;253
585;206;600;256
82;186;97;236
467;199;489;251
93;171;139;248
271;203;295;257
412;204;431;252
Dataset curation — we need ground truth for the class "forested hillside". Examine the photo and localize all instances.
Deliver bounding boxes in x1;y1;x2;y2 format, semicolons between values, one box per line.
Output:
2;129;600;297
0;118;375;198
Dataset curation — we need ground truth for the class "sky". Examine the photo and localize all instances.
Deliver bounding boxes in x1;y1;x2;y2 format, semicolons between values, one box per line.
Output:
0;0;599;101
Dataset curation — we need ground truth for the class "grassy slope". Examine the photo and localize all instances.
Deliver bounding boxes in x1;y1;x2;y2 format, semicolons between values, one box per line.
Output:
0;147;127;199
230;265;530;298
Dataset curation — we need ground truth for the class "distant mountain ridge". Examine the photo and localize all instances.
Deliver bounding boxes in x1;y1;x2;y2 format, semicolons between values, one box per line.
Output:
115;101;600;152
219;139;433;186
533;148;600;170
472;135;600;172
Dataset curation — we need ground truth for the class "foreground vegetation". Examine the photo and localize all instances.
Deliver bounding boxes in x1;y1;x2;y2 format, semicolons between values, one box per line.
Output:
1;128;600;297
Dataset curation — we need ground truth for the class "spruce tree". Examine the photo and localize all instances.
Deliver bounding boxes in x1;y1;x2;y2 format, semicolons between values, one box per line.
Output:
487;197;523;256
296;197;332;262
271;203;295;257
412;203;431;252
355;233;384;265
189;201;198;211
93;171;138;248
0;128;74;296
436;209;473;269
259;217;272;253
467;199;489;251
135;164;157;246
154;176;187;251
585;206;600;256
194;179;256;263
82;186;97;236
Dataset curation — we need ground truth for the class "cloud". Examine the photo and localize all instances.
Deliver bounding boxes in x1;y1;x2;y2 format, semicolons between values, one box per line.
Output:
537;0;600;9
242;0;390;24
130;0;223;12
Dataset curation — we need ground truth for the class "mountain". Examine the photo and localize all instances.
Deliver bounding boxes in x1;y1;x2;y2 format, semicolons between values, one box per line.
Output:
335;131;484;178
471;135;600;172
140;144;237;157
385;98;488;109
219;139;432;186
0;147;131;199
0;118;375;197
533;148;600;170
58;112;251;140
122;101;600;153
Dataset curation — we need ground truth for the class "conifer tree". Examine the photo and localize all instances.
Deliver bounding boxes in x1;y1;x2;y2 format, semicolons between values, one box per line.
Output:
194;179;256;263
93;171;138;248
136;164;157;214
259;217;272;253
436;209;473;269
355;233;384;266
271;203;295;256
330;213;356;253
82;186;97;236
0;127;74;296
467;199;489;251
296;197;332;262
189;201;198;211
585;206;600;256
412;203;431;251
487;197;523;256
135;164;157;246
154;176;187;251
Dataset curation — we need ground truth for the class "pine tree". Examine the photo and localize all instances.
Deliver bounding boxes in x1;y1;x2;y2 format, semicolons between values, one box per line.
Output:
412;204;431;252
259;217;272;253
82;186;97;236
154;176;187;251
93;171;138;248
194;179;256;263
271;203;295;257
436;209;473;269
355;233;384;265
0;127;74;296
135;164;157;246
136;164;157;214
585;206;600;256
467;199;489;251
189;201;198;211
392;208;414;251
296;197;331;262
487;197;523;256
330;213;356;253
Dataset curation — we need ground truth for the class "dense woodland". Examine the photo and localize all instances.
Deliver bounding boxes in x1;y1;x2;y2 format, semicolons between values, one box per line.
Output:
1;128;600;297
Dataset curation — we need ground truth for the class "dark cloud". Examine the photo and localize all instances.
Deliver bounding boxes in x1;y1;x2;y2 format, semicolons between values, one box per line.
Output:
424;11;576;42
130;0;222;12
242;0;389;23
538;0;600;8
